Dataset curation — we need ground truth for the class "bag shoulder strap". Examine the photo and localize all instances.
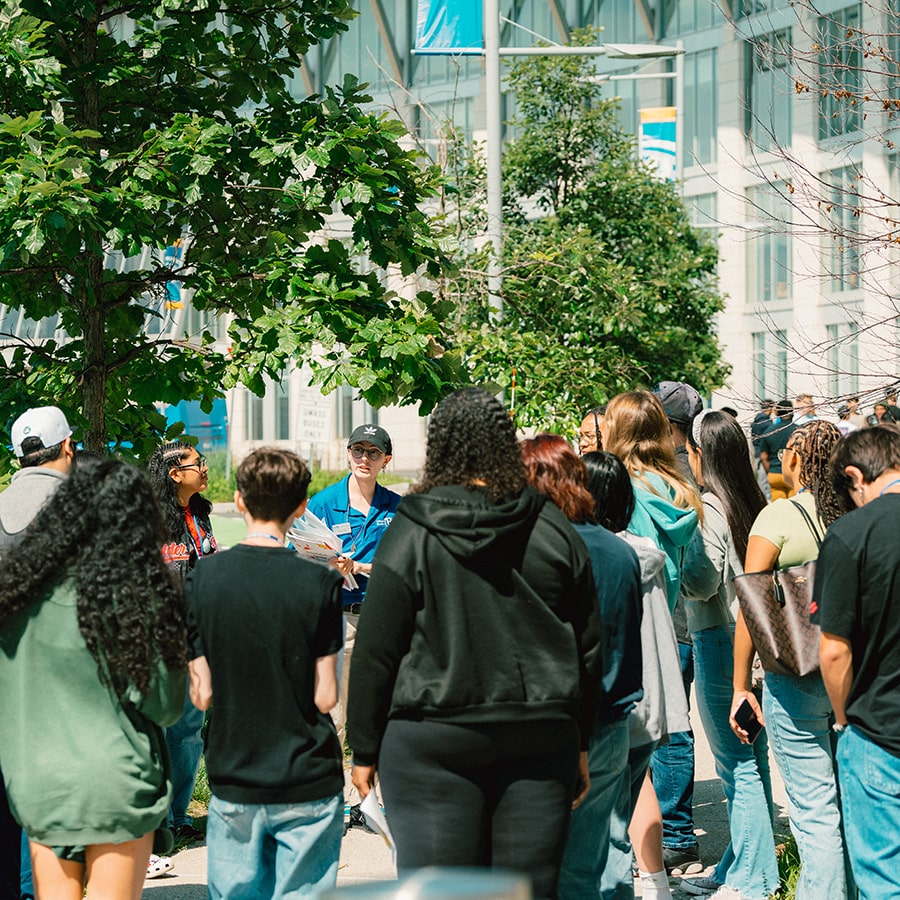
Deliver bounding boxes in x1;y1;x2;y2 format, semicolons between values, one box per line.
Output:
789;498;823;548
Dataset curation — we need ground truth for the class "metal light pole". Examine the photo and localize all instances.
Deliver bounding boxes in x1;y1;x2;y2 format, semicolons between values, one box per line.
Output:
481;23;684;311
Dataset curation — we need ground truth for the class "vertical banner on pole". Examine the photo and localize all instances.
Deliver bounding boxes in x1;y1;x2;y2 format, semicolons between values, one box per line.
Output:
414;0;483;53
639;106;677;181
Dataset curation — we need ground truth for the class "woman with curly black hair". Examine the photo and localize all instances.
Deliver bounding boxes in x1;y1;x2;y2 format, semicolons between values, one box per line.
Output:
728;420;851;900
147;440;218;851
347;389;603;900
0;457;186;900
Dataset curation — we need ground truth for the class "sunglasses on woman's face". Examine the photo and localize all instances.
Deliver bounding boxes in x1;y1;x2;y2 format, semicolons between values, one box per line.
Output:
173;455;207;472
349;445;384;461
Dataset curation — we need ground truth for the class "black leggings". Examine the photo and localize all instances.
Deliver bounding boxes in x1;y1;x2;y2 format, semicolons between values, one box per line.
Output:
0;778;21;900
378;718;580;900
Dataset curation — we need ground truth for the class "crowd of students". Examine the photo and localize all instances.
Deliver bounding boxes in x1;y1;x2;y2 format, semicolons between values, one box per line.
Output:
1;386;899;900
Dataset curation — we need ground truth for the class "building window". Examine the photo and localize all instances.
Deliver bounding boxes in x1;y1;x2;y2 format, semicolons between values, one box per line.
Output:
663;0;725;36
826;322;860;397
688;193;719;261
752;329;789;398
822;166;862;293
685;49;717;166
745;30;792;152
738;0;792;18
746;182;792;304
245;392;264;441
418;95;476;145
595;0;645;43
326;0;391;95
818;6;862;140
275;373;291;440
823;166;862;292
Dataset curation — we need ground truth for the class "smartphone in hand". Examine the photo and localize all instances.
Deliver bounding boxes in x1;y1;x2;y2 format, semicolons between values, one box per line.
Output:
734;698;764;744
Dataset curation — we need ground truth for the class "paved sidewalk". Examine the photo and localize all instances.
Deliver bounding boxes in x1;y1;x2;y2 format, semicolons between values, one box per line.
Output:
141;697;789;899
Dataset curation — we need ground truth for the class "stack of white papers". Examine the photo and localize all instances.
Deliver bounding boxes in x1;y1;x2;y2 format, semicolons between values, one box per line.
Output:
287;510;359;591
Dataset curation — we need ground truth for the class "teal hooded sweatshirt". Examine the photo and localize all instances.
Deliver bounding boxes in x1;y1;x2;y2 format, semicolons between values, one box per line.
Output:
628;471;698;611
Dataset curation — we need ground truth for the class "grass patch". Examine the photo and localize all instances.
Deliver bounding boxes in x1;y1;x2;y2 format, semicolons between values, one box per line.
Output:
191;757;211;806
775;834;801;899
209;514;247;548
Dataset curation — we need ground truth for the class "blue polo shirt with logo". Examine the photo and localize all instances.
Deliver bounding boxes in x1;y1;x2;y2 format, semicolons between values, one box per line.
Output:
306;475;402;606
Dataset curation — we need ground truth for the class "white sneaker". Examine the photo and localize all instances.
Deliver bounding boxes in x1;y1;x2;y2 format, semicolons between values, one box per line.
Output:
681;874;723;896
146;854;174;879
706;888;745;900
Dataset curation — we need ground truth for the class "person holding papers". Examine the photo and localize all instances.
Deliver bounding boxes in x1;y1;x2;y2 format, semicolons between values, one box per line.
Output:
306;423;401;829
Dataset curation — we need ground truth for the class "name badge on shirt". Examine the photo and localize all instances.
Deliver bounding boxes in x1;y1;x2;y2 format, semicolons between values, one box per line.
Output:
332;523;352;536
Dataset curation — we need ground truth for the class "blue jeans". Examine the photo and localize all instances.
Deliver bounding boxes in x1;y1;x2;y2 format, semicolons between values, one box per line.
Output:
837;725;900;900
207;793;342;899
20;832;33;899
763;672;849;900
601;740;657;900
692;626;779;900
165;687;205;828
650;640;697;851
558;717;630;900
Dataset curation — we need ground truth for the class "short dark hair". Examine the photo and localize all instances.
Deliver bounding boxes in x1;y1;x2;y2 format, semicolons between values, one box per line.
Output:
831;425;900;507
581;451;635;534
775;399;794;419
236;448;311;522
19;436;64;468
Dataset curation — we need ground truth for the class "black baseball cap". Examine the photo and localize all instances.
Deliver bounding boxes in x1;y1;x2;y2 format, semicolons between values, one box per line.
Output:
347;424;392;455
653;381;704;426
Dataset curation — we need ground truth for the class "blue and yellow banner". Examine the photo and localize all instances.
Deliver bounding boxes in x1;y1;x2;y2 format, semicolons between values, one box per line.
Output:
639;106;677;181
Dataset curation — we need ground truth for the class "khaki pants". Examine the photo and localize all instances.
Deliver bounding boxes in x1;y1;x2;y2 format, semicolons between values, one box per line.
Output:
767;472;794;502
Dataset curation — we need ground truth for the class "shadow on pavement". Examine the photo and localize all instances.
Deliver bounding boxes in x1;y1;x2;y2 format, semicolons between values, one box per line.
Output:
143;882;207;899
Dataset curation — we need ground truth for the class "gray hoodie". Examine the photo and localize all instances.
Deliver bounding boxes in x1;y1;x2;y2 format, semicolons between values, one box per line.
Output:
620;531;691;747
681;493;744;634
0;467;68;554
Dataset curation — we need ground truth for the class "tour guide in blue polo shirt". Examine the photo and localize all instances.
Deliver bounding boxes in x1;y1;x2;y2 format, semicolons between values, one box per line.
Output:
306;423;401;829
307;424;401;607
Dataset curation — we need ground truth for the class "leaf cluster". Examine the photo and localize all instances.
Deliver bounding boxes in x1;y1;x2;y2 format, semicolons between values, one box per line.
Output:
0;0;459;459
443;29;729;432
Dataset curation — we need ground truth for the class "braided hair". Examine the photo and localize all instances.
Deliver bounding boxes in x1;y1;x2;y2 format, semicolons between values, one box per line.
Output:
0;457;187;701
147;440;212;541
413;388;526;503
788;420;844;528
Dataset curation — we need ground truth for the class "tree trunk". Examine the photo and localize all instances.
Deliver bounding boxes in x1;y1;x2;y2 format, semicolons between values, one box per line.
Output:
79;13;106;453
81;296;107;454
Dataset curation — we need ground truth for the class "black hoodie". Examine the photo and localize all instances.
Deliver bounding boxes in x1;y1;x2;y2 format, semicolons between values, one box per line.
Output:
347;484;603;765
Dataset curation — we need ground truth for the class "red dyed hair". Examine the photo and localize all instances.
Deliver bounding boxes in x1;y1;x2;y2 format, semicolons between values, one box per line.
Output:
521;434;596;524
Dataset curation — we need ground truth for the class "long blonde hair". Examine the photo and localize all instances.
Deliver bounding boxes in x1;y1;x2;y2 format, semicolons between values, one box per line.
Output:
603;390;703;519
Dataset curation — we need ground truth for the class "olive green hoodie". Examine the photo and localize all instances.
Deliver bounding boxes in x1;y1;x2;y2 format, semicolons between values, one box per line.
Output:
0;578;184;847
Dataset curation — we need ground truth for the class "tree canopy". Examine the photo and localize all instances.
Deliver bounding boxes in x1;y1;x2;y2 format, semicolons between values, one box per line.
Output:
0;0;460;463
443;32;729;431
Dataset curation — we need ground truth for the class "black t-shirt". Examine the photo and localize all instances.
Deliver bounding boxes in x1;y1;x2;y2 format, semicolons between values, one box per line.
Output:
758;421;796;474
185;544;344;803
811;494;900;756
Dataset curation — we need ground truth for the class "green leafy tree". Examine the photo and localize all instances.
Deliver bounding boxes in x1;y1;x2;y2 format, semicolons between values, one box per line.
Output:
0;0;459;463
444;31;729;431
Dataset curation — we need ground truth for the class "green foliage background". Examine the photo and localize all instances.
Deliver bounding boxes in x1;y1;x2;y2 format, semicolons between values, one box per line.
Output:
0;0;460;471
441;30;730;432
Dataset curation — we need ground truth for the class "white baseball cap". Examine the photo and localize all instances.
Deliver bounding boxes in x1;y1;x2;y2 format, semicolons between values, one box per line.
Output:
11;406;73;458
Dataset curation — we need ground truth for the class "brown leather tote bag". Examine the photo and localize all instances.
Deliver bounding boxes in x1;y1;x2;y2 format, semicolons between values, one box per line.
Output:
732;500;822;677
